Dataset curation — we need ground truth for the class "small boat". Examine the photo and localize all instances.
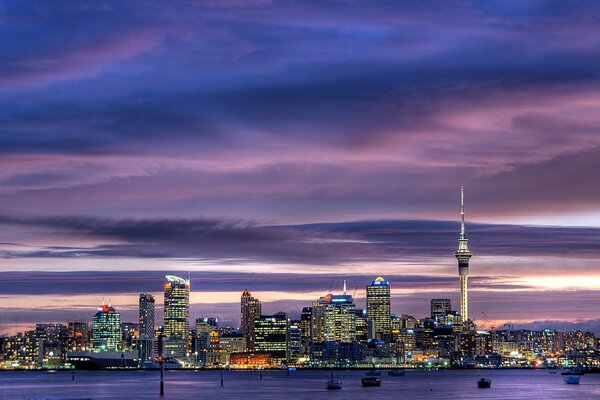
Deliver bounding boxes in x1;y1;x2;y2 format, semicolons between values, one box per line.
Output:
326;374;343;390
564;375;580;384
388;369;405;377
477;377;492;388
362;376;382;387
365;369;382;376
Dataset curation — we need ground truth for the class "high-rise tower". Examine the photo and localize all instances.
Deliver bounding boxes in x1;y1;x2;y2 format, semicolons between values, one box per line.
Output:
454;186;472;323
163;275;190;359
366;276;391;342
139;293;155;339
241;289;261;351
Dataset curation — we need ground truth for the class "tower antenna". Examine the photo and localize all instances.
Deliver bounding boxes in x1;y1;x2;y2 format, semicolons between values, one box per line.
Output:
455;185;472;323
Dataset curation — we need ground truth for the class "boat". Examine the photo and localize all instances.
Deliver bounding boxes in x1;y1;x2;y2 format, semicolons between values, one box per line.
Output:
66;350;138;370
564;375;580;384
477;377;492;388
326;373;343;390
388;368;405;376
362;371;382;387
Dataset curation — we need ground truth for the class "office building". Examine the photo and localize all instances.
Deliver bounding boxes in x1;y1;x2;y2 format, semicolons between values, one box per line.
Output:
163;275;190;359
254;312;290;364
92;303;121;351
366;276;391;342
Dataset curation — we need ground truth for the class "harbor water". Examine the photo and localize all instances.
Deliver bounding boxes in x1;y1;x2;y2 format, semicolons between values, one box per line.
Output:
1;369;600;400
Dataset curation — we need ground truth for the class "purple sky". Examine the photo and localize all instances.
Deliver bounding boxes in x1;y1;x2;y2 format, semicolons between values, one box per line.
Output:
1;0;600;334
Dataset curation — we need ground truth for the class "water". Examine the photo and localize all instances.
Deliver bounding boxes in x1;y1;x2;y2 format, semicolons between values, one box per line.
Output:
1;369;600;400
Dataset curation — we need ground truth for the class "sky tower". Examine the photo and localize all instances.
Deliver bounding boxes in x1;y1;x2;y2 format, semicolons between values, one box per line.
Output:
455;186;472;323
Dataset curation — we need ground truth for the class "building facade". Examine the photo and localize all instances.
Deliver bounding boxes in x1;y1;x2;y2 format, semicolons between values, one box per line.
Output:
241;289;261;351
163;275;190;359
366;277;391;342
92;303;121;351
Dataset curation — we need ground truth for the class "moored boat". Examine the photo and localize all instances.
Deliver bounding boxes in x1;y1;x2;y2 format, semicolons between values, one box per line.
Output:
388;369;405;376
564;375;581;384
326;373;343;390
362;375;382;387
477;377;492;388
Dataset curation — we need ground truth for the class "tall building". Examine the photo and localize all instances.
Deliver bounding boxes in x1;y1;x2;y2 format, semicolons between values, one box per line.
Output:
454;186;472;323
312;292;357;343
241;289;261;351
92;302;121;351
431;299;451;319
254;312;290;365
139;293;155;339
136;293;156;361
366;276;391;342
163;275;190;359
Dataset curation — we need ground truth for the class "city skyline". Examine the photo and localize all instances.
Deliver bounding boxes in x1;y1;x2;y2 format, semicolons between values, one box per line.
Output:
1;1;600;336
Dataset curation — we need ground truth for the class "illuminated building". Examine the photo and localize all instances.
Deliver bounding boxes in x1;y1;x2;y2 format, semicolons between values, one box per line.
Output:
219;333;246;365
194;317;219;366
137;293;155;361
139;293;155;339
431;299;451;319
289;323;301;361
254;312;290;365
355;309;369;343
163;275;190;359
92;302;121;351
35;324;66;365
241;289;261;351
229;351;272;369
366;276;391;342
312;291;357;343
299;307;312;352
67;322;89;352
454;186;472;323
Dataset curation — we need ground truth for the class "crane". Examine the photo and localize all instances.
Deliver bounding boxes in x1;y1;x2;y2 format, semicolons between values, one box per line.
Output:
481;311;496;331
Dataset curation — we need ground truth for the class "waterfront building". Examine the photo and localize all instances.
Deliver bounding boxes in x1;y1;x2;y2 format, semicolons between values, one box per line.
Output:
194;317;219;366
254;312;290;365
136;294;155;361
34;323;66;365
289;324;302;362
366;276;391;342
67;322;89;352
163;275;190;359
454;186;472;323
219;333;246;365
241;289;261;351
92;303;121;351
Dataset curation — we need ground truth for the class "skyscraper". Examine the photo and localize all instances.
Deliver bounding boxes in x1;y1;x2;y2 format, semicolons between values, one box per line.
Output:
454;186;472;323
139;293;155;339
312;291;357;343
241;289;261;351
92;302;121;351
366;276;391;342
163;275;190;359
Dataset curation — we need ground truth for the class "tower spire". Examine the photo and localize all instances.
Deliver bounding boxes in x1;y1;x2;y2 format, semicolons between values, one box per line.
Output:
455;185;472;324
460;185;465;239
